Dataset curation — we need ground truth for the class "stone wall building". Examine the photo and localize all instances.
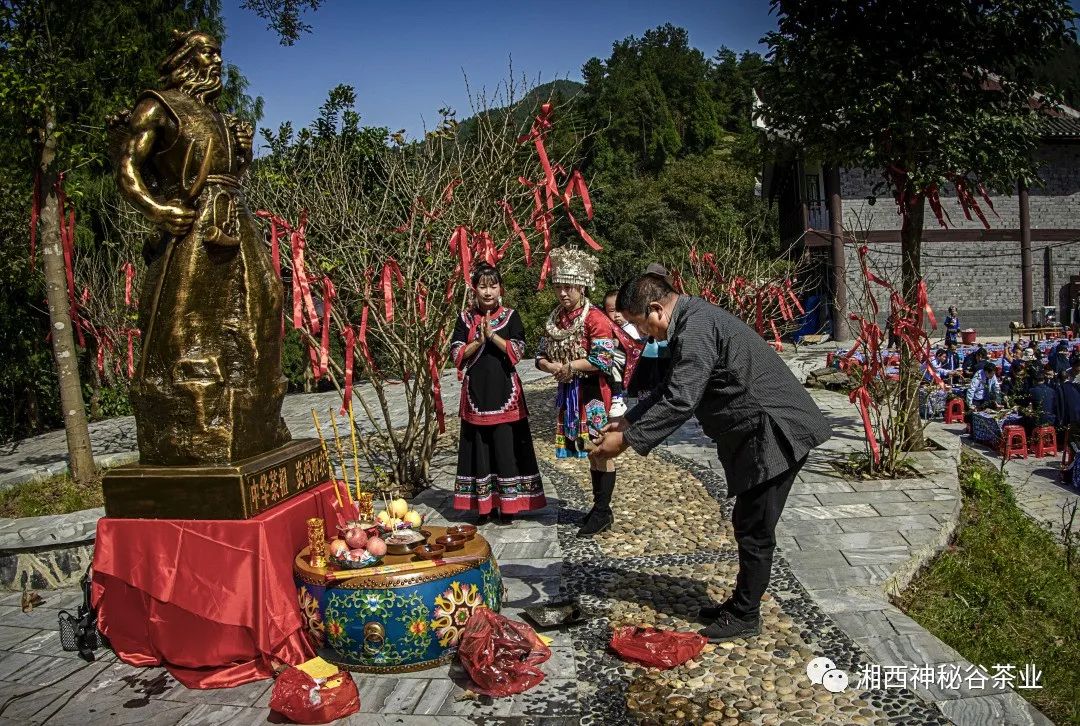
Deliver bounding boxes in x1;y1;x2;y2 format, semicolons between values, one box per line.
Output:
765;108;1080;339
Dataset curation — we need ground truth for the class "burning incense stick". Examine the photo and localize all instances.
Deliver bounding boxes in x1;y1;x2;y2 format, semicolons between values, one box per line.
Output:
346;400;363;502
328;412;353;503
311;409;342;507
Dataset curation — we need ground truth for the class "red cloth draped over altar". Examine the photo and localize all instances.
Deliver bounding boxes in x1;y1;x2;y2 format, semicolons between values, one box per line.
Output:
91;481;338;689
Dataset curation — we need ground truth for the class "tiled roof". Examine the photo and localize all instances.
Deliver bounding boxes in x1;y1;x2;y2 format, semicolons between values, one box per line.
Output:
1040;115;1080;139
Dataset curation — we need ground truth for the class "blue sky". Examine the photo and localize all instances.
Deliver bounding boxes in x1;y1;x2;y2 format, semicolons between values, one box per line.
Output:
220;0;775;148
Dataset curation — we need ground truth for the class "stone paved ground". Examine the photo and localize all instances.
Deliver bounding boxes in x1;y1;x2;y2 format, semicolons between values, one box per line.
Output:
0;354;1058;724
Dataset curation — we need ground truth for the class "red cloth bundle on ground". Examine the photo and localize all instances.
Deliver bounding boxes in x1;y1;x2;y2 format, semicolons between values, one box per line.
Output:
457;607;551;696
609;626;706;669
268;666;360;724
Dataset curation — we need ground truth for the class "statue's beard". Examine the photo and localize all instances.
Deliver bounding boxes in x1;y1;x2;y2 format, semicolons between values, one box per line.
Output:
171;65;222;104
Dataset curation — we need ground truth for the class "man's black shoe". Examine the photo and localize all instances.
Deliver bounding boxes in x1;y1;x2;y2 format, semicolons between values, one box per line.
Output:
576;511;613;536
699;610;761;643
697;599;736;621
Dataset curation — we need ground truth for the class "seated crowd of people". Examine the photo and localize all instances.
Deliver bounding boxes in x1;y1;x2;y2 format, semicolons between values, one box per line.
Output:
923;339;1080;433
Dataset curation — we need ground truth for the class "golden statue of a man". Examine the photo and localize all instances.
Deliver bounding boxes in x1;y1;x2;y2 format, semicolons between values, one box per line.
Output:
114;30;290;465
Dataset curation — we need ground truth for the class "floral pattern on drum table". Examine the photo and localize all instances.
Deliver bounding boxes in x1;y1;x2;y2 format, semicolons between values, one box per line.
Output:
297;585;325;648
431;581;486;647
482;559;503;611
323;589;434;666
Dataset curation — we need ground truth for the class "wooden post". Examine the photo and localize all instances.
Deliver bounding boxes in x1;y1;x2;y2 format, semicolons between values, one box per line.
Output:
824;165;848;341
1019;179;1033;327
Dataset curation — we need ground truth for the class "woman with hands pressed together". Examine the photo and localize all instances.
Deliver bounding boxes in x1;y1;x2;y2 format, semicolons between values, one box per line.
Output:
451;264;544;525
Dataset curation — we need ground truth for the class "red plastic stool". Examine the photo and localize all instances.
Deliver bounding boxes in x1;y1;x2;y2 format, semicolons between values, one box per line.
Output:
999;425;1028;460
1030;425;1057;458
944;398;965;424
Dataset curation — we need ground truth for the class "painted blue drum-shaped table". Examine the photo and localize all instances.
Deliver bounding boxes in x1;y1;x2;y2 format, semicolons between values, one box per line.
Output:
294;526;502;673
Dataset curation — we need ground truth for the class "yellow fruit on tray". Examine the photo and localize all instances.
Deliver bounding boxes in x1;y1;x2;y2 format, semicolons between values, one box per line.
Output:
376;510;391;523
388;517;403;529
390;498;409;518
403;511;422;527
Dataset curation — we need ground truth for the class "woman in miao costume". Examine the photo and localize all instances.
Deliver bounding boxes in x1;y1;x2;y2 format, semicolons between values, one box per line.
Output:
451;263;545;524
535;247;626;536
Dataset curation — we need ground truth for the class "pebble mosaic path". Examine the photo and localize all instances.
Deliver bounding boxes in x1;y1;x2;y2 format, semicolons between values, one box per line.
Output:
0;355;1057;724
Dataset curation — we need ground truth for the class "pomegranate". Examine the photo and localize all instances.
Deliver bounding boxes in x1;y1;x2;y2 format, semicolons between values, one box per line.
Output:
328;538;349;557
344;527;368;550
365;537;387;557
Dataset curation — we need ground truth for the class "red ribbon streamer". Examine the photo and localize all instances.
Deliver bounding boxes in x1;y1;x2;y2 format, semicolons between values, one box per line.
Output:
849;386;881;465
358;305;378;374
340;325;355;415
380;258;405;322
125;328;140;378
449;226;473;286
255;210;291;279
289;214;321;335
416;282;428;322
122;262;136;307
55;179;83;348
317;276;335;379
562;169;593;220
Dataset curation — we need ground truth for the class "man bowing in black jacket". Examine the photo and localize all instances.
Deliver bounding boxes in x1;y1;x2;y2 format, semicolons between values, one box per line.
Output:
592;273;833;642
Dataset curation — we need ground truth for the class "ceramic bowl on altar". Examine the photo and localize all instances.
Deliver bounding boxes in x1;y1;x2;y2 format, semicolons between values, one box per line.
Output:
384;530;425;555
411;544;445;560
434;534;466;552
446;524;476;541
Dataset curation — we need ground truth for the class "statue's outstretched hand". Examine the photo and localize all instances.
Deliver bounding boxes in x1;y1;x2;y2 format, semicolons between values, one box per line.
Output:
153;200;197;236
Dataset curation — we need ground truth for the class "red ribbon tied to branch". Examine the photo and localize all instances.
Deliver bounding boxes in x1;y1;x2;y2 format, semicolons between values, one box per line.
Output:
499;200;531;266
55;177;83;347
255;210;292;279
358;304;379;374
122;262;136;307
449;226;473;287
318;276;335;379
124;328;141;379
289;213;320;334
380;258;405;322
518;102;558;198
340;325;356;415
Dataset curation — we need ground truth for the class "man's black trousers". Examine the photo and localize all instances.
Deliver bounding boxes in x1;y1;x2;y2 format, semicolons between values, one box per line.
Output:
729;456;806;619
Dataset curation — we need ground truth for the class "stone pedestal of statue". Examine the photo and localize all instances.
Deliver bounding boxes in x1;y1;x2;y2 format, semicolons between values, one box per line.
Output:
102;439;329;520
